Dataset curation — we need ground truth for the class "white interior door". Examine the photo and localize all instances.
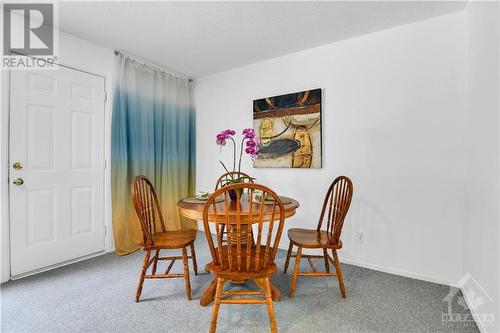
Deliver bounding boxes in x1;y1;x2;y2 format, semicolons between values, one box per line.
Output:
9;65;105;277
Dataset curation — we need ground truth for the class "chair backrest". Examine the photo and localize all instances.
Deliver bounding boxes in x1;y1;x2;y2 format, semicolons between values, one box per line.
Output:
317;176;353;245
214;171;254;190
131;176;167;247
203;183;285;273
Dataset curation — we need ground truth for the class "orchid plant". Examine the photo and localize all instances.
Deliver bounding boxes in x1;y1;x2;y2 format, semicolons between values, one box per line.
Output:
216;128;259;187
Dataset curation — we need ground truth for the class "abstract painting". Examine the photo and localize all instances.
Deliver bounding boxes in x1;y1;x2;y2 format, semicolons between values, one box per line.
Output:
253;89;322;168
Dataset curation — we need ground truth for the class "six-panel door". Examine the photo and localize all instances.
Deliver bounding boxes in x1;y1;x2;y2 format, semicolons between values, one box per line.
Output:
9;66;105;276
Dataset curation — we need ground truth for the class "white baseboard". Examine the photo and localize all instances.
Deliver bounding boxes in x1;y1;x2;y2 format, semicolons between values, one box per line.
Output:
337;257;456;287
201;222;457;287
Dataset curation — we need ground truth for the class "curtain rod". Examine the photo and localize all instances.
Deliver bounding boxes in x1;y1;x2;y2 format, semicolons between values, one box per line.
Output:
114;50;193;82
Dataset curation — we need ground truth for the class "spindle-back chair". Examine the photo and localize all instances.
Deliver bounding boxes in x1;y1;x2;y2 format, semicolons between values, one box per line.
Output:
131;175;198;302
203;183;285;333
214;171;254;190
284;176;353;298
214;171;254;244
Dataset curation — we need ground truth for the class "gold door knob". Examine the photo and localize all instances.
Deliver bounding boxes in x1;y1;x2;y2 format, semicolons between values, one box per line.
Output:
12;162;23;170
12;177;24;185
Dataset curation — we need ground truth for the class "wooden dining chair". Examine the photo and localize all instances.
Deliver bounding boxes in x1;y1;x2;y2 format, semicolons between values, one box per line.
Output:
203;183;285;333
284;176;353;298
214;171;254;190
215;171;254;244
131;175;198;302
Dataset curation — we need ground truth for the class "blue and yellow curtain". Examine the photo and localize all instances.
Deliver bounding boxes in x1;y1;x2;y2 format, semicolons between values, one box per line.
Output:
111;54;196;255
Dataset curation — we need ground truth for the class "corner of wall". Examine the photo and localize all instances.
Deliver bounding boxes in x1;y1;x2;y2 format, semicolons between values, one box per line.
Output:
462;2;500;331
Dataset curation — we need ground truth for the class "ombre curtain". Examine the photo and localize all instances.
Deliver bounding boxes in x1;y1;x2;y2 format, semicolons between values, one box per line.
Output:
111;54;196;255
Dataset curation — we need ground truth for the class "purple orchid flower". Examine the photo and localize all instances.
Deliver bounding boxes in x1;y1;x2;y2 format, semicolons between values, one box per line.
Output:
246;140;256;147
217;128;260;174
242;128;255;139
244;137;259;160
216;129;236;146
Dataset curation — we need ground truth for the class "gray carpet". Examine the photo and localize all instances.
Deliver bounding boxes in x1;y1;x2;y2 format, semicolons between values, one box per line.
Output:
1;231;479;333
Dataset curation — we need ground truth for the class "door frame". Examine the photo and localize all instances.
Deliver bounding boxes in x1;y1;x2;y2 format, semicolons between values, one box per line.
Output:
1;58;112;281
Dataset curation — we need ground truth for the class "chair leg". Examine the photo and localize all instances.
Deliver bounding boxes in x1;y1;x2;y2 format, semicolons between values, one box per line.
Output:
190;243;198;275
135;250;151;302
263;278;278;333
290;246;302;298
332;249;346;298
284;241;293;273
151;249;160;275
182;247;192;300
323;248;330;273
210;278;225;333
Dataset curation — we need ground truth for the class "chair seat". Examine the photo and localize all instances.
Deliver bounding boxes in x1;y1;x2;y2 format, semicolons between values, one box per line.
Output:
208;245;277;279
288;228;342;249
142;229;197;249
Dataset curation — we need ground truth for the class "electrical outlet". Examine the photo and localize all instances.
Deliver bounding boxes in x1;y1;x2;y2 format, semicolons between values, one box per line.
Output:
356;232;364;243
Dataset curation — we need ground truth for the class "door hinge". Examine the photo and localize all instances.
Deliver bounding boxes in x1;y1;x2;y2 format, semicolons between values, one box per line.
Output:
103;159;107;169
104;225;107;236
104;91;107;102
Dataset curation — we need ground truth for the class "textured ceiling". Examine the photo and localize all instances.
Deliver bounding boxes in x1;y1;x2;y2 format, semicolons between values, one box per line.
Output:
59;1;467;78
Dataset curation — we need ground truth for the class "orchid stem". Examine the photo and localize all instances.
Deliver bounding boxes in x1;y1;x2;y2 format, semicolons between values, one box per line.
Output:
238;138;245;174
229;137;236;175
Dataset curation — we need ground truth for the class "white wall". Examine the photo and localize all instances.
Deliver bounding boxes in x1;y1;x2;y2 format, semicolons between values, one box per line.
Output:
0;15;115;283
195;12;467;285
463;2;500;332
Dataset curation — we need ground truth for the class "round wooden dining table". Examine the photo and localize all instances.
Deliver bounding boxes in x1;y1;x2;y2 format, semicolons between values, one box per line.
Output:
177;194;300;306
